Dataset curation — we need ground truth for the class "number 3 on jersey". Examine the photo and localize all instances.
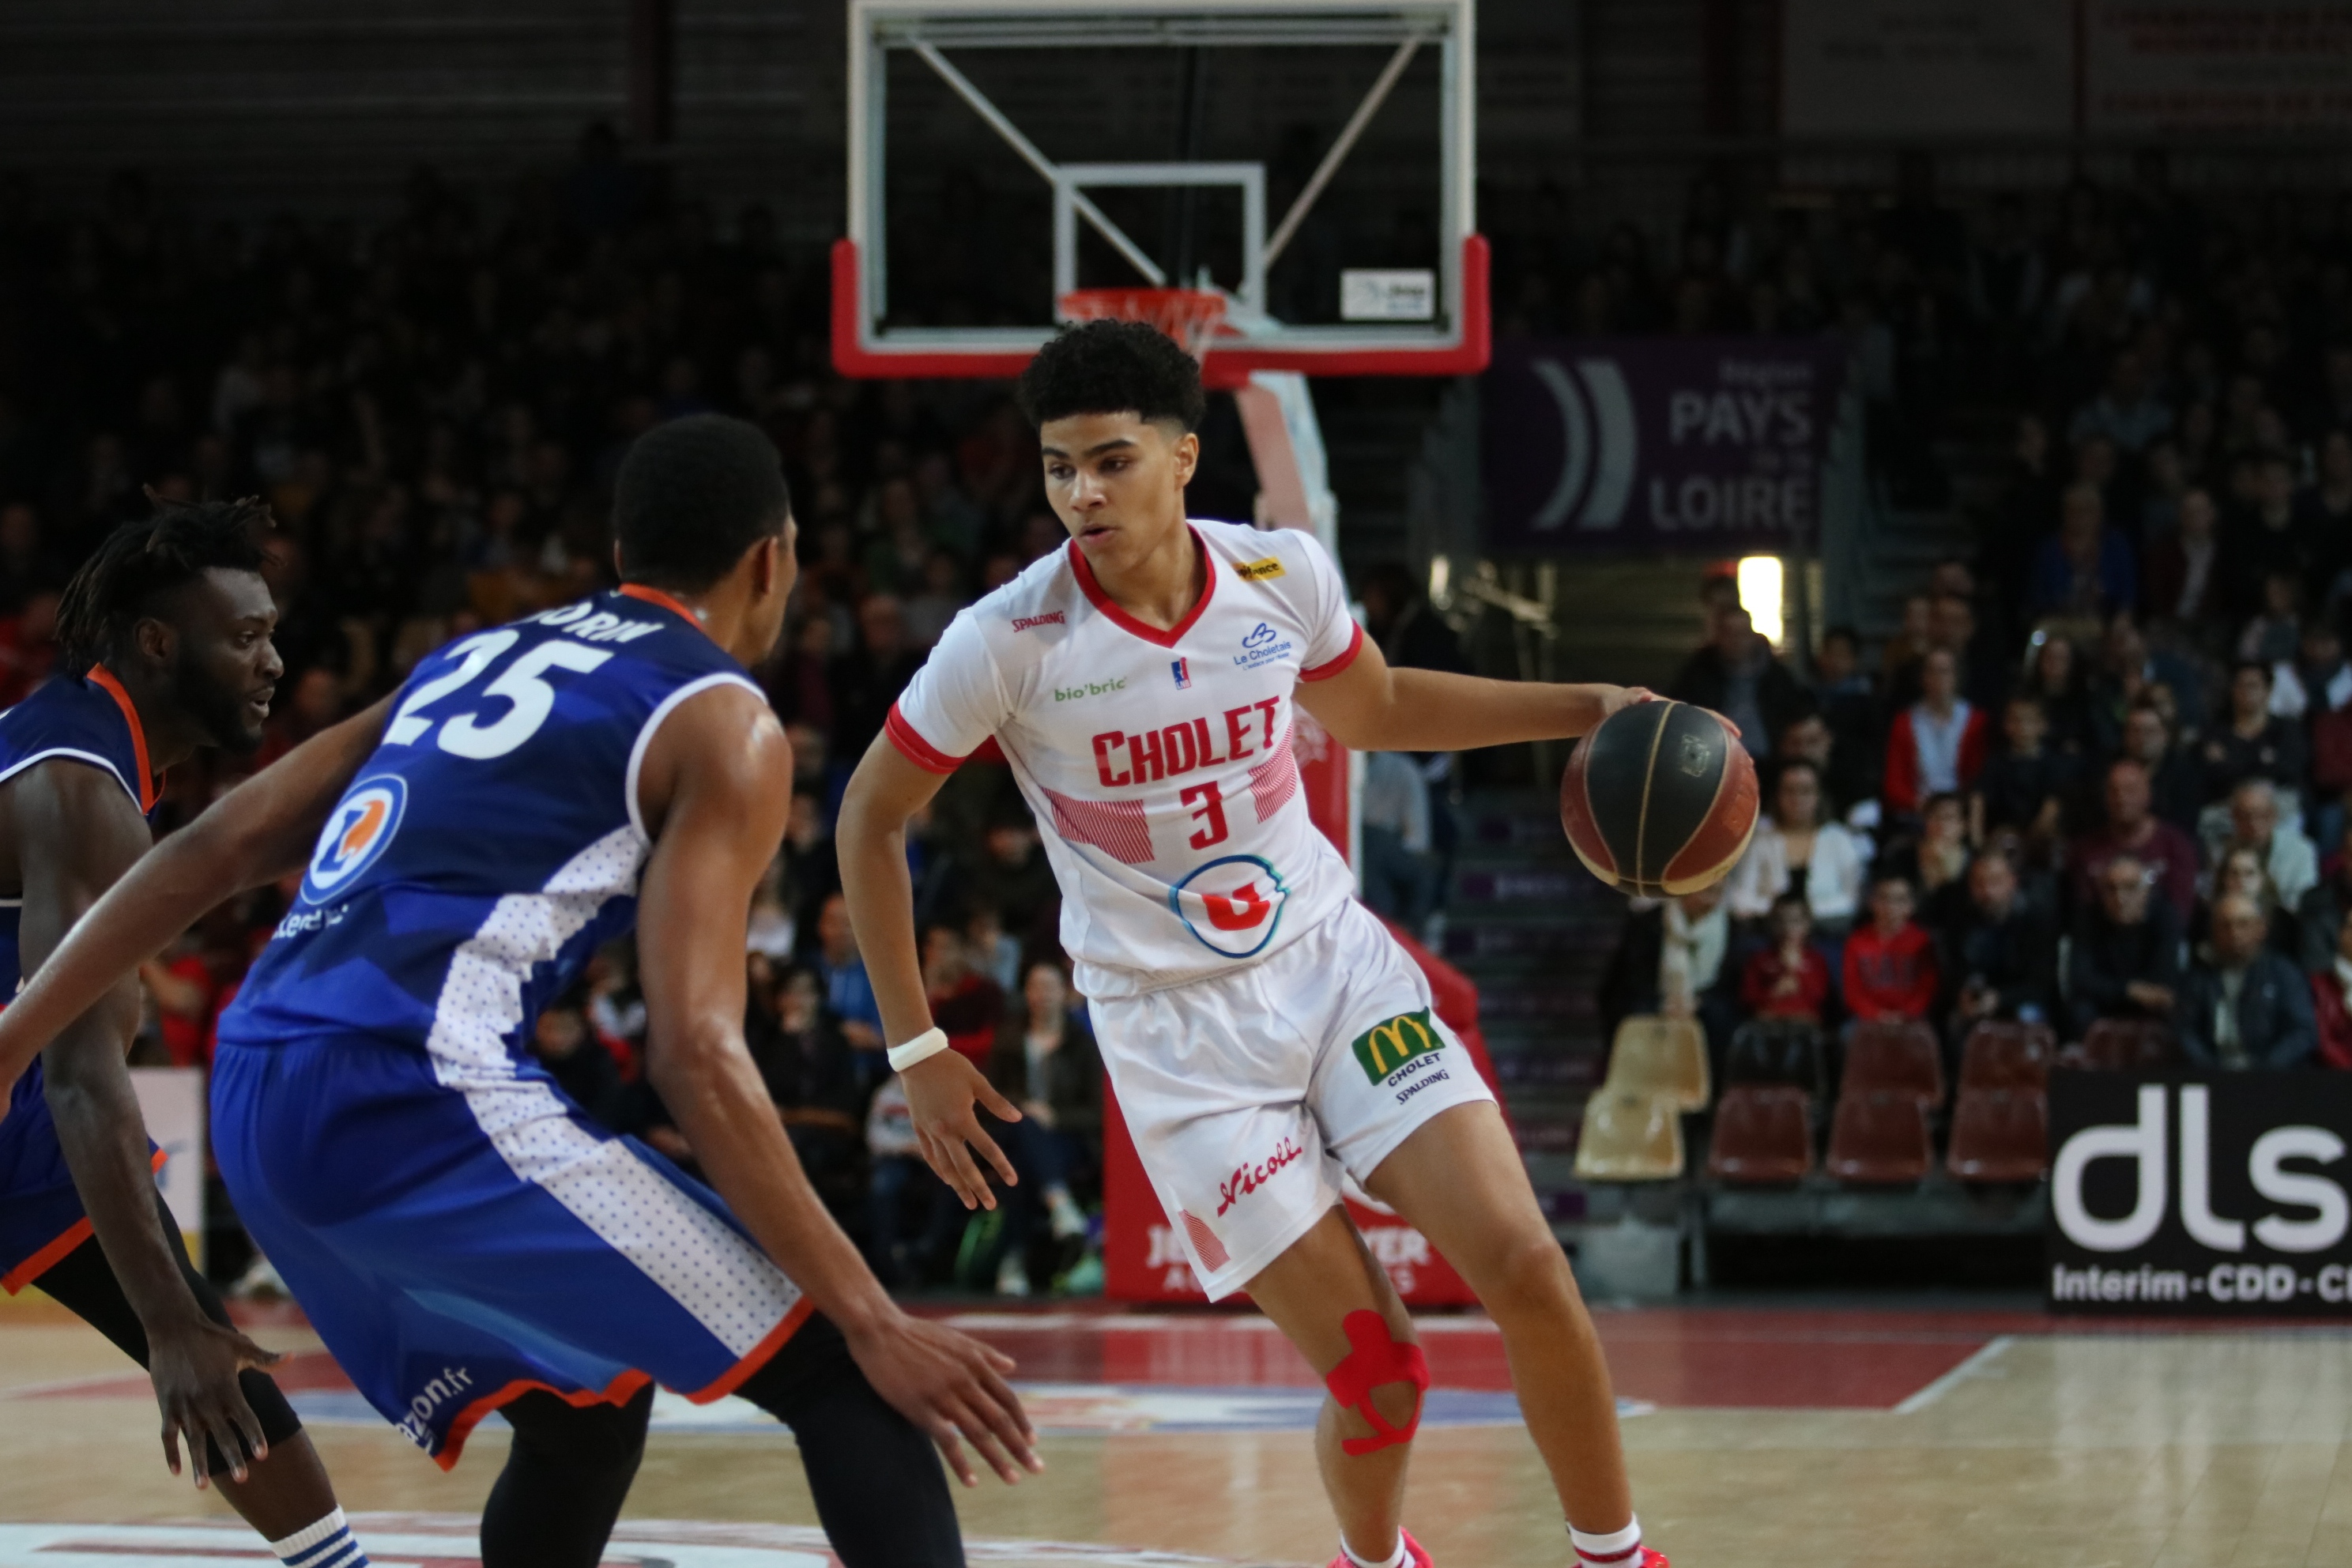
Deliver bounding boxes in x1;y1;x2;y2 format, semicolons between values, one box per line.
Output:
1181;780;1229;850
384;630;613;760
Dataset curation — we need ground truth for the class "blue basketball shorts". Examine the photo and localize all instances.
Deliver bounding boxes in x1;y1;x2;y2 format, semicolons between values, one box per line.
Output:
0;1062;166;1295
209;1036;809;1468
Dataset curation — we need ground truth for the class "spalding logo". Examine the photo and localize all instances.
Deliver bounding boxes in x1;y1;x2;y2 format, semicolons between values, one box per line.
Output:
1678;731;1713;777
303;776;408;903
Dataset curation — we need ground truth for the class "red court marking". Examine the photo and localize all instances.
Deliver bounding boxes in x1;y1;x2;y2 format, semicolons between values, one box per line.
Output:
17;1306;2320;1416
937;1309;2027;1408
45;1549;636;1566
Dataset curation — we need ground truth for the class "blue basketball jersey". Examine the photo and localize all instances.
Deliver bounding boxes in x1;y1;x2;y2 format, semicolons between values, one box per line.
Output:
0;667;162;1288
220;586;759;1062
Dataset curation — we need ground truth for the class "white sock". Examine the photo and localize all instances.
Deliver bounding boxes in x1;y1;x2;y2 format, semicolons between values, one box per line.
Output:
1570;1515;1642;1567
270;1508;370;1568
1341;1536;1408;1568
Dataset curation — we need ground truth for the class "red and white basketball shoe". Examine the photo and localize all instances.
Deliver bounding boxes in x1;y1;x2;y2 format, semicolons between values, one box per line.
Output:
1580;1547;1672;1568
1326;1528;1435;1568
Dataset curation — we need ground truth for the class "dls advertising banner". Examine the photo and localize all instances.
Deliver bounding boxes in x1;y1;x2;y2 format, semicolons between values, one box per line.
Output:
2048;1072;2352;1316
1484;338;1848;553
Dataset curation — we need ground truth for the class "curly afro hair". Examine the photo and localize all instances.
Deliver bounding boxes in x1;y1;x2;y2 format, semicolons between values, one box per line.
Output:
1016;318;1205;433
57;496;272;668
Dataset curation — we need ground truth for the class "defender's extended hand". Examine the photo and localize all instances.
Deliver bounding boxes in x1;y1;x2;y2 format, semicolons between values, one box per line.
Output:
902;1049;1023;1210
844;1310;1042;1486
149;1316;285;1488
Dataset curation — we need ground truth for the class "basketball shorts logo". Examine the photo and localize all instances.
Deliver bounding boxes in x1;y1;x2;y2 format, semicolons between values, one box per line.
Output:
302;775;408;904
1352;1008;1443;1085
1168;854;1288;958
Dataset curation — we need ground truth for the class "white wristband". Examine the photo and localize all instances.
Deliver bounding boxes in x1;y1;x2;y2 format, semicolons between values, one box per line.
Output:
887;1027;951;1073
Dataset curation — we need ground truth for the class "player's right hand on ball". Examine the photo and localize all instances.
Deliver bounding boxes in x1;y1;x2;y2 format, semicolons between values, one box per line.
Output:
903;1049;1023;1211
848;1310;1042;1486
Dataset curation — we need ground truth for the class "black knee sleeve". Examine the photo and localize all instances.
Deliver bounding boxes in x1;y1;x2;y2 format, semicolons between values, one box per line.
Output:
32;1194;304;1475
736;1315;966;1568
480;1385;653;1568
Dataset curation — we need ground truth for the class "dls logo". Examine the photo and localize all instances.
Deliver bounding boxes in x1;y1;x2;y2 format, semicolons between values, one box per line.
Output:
1217;1136;1305;1216
2055;1084;2348;1254
1352;1008;1445;1085
302;776;407;904
1168;854;1287;958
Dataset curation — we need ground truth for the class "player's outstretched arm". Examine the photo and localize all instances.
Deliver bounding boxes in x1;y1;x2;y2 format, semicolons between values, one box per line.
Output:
0;696;393;1099
17;762;284;1487
1295;630;1652;754
837;733;1025;1211
635;685;1039;1487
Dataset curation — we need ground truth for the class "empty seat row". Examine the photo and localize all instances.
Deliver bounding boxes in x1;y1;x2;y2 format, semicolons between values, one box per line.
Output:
1577;1014;2171;1185
1707;1020;2064;1185
1572;1017;1710;1181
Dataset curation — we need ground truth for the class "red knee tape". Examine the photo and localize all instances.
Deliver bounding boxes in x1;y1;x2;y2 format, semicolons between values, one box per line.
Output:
1324;1309;1429;1457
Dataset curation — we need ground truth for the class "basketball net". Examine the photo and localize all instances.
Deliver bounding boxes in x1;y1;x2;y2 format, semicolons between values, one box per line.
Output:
1057;287;1230;364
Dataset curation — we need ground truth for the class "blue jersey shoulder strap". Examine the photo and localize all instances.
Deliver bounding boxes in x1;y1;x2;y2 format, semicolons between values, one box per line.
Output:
0;667;160;818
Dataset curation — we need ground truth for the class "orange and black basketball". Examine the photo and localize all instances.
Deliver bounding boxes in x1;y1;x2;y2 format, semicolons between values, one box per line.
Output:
1560;700;1758;898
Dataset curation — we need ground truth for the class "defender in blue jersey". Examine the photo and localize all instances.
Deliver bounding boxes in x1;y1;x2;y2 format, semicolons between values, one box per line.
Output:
0;417;1035;1568
0;499;371;1568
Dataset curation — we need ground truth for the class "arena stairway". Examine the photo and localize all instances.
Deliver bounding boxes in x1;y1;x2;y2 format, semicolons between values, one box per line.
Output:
1838;408;2012;650
1439;787;1624;1212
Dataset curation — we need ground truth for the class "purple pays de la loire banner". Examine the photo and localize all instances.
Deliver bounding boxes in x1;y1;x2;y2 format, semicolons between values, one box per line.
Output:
1483;337;1849;552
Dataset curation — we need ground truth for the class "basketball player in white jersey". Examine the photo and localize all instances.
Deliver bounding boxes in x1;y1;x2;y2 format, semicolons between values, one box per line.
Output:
838;321;1666;1568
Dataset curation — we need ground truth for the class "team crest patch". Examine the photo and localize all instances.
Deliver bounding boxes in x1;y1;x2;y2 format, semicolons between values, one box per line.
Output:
1168;854;1288;958
1234;556;1286;582
301;775;407;904
1352;1008;1443;1084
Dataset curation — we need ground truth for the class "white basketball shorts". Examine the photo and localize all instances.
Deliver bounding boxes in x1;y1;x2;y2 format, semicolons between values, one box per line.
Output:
1087;899;1496;1299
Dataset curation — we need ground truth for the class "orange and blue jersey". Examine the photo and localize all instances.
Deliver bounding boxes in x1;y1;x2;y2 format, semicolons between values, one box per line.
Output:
0;668;163;1294
212;587;811;1467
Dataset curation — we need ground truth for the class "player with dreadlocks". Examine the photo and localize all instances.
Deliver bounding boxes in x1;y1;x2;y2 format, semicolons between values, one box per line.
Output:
0;496;373;1568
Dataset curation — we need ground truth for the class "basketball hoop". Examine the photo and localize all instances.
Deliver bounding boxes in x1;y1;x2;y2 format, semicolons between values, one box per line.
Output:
1057;287;1230;362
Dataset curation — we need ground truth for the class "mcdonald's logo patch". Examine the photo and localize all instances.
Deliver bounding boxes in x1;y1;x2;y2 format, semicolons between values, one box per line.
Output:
1351;1008;1442;1084
1234;556;1286;582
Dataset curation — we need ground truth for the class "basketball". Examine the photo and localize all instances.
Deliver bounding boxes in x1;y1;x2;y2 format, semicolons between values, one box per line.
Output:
1560;700;1758;898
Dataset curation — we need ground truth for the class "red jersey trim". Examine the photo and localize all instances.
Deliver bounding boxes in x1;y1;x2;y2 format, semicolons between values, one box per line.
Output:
1298;622;1365;682
436;1368;654;1472
2;1149;169;1295
432;1296;813;1471
83;665;159;812
885;703;967;775
1067;526;1217;650
616;582;725;650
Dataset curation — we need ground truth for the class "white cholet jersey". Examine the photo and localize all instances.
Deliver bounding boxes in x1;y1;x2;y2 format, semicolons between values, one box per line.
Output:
887;518;1366;1000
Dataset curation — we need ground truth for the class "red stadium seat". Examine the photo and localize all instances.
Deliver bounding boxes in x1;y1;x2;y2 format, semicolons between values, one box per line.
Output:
1725;1020;1827;1101
2063;1018;2177;1072
1826;1090;1932;1185
1841;1020;1943;1109
1958;1020;2055;1092
1706;1085;1814;1184
1947;1089;2049;1182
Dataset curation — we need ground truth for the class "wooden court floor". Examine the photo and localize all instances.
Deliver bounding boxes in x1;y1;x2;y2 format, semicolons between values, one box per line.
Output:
2;1295;2351;1566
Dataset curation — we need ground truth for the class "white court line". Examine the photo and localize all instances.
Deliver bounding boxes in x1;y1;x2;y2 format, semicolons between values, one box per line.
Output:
1894;1334;2014;1414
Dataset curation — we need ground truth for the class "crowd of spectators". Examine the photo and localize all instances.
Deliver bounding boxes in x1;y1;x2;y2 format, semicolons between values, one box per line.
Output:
13;137;2352;1274
0;143;1159;1295
0;134;1481;1296
1605;153;2352;1075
